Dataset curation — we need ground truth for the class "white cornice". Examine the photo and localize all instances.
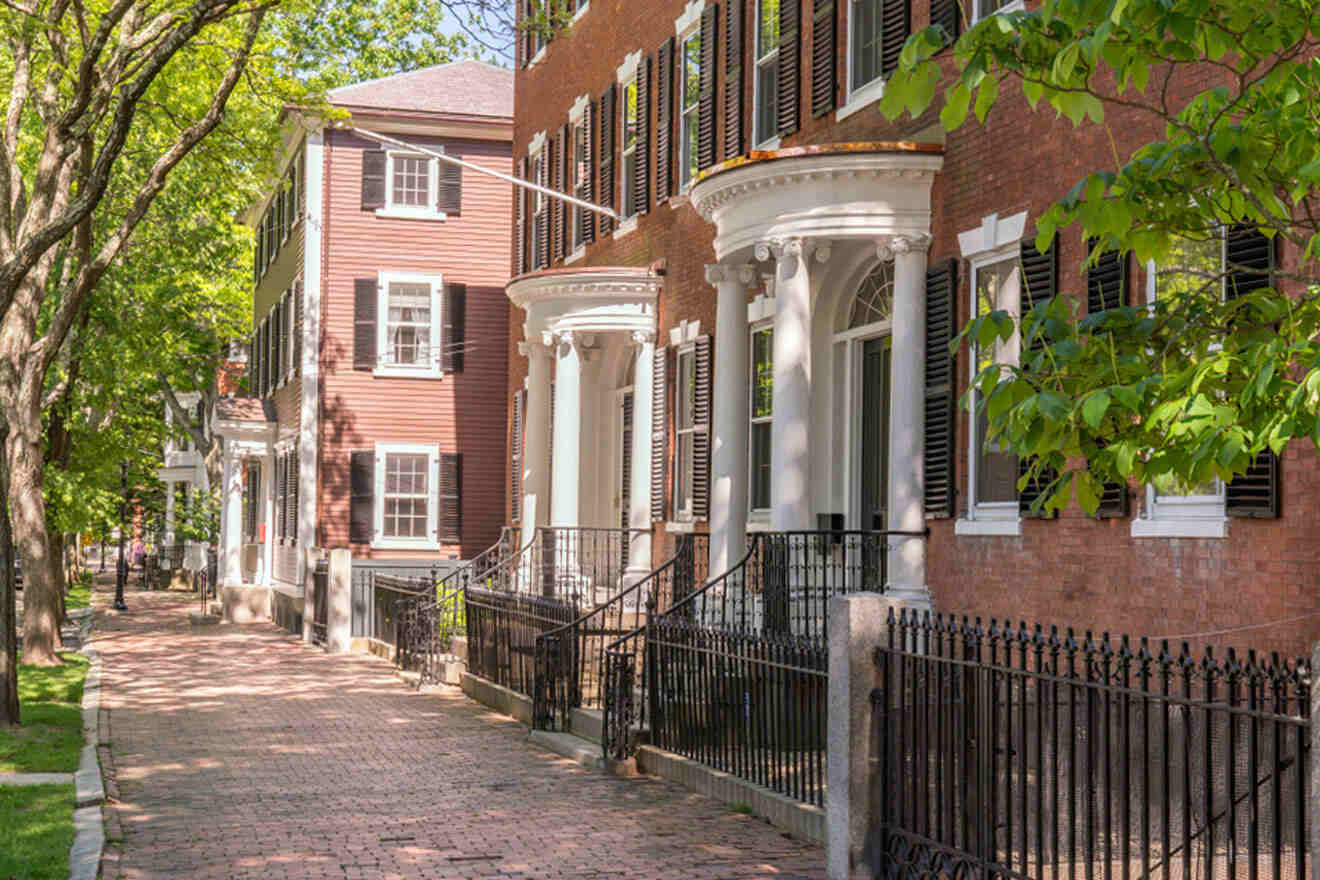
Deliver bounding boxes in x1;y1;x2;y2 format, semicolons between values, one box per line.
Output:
508;269;662;338
506;270;663;308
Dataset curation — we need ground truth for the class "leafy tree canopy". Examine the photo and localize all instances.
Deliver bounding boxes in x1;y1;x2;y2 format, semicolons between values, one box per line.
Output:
880;0;1320;515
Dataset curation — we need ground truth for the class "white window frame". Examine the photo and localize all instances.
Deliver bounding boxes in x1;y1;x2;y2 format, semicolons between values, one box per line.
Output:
620;74;640;221
376;149;447;221
955;243;1023;537
569;116;588;258
673;342;698;521
1132;236;1228;539
837;0;888;121
373;442;440;550
753;0;781;149
374;270;445;379
971;0;1024;23
748;322;774;517
529;146;547;267
677;14;703;191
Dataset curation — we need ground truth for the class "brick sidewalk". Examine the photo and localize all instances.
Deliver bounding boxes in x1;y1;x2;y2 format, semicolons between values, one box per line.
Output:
94;589;826;879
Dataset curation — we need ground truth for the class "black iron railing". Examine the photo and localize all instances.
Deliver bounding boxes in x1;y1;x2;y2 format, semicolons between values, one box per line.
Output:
310;557;328;645
531;526;647;604
602;529;922;799
464;587;579;696
533;533;708;732
368;573;431;647
872;612;1311;880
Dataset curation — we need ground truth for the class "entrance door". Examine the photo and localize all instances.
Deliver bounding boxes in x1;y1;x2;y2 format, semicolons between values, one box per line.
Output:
859;338;890;589
860;338;891;531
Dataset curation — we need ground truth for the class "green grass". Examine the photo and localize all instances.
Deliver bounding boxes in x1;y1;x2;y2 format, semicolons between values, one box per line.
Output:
0;652;89;773
65;580;92;611
0;784;76;880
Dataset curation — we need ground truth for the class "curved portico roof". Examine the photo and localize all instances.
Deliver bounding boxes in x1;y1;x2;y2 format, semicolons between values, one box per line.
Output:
506;266;663;339
690;142;945;261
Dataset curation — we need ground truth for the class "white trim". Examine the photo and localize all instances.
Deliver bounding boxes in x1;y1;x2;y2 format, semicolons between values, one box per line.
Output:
677;27;704;191
564;245;586;264
675;0;706;36
955;516;1023;536
569;93;592;123
971;0;1024;23
572;0;589;22
616;49;644;84
748;292;776;323
668;319;703;346
836;76;887;121
1131;515;1227;539
372;442;442;550
374;270;446;378
527;130;547;157
376;148;446;220
529;45;547;68
612;215;639;239
748;322;774;515
672;342;698;521
959;211;1028;259
752;0;780;149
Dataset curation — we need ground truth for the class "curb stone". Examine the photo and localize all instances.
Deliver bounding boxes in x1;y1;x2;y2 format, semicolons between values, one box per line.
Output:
69;619;104;879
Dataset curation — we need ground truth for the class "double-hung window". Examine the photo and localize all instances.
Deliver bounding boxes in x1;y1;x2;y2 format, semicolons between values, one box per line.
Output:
529;149;547;267
966;252;1021;526
621;75;640;219
753;0;780;147
1133;233;1227;537
674;346;697;518
679;28;702;189
850;0;884;93
374;443;439;547
749;326;773;513
378;150;447;219
570;118;588;252
376;271;444;377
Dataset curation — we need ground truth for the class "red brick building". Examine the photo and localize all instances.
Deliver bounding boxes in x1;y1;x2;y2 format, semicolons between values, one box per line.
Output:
214;61;513;620
502;0;1316;655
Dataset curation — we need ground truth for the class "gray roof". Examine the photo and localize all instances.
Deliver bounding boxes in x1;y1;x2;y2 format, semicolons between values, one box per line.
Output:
328;60;513;120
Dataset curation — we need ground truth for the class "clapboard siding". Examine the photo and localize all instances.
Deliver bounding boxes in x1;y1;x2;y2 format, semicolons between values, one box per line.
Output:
317;129;512;558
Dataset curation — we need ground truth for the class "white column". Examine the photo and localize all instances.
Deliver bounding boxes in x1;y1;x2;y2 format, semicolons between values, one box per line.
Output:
550;332;582;528
519;337;554;533
220;447;244;586
885;234;931;608
756;237;826;532
707;262;756;577
164;481;176;544
261;453;275;586
624;330;655;583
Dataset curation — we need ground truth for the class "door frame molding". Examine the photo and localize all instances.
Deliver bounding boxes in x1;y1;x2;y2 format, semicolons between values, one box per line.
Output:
834;322;892;530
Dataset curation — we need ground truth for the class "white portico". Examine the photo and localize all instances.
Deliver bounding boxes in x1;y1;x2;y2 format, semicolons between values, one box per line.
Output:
507;268;663;584
689;143;944;608
213;397;278;622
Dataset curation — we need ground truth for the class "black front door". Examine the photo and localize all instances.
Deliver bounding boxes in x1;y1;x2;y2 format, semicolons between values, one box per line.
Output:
860;337;891;531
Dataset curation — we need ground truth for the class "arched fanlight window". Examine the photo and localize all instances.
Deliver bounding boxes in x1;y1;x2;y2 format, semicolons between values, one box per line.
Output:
849;261;895;328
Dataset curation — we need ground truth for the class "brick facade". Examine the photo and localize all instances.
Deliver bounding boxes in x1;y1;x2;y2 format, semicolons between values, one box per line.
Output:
505;2;1319;656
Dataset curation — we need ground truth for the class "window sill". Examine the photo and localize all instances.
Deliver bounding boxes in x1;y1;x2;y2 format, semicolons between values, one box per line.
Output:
665;520;699;533
835;78;886;122
612;216;639;240
372;367;445;380
745;517;774;532
754;136;782;152
1130;517;1228;539
572;2;588;22
565;246;586;265
528;46;547;69
955;516;1022;537
374;208;448;222
371;537;443;551
669;193;691;210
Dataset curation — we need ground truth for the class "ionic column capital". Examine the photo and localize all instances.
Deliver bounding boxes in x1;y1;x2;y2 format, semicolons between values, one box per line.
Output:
705;263;758;286
876;232;932;261
630;329;656;348
754;237;832;275
518;338;554;359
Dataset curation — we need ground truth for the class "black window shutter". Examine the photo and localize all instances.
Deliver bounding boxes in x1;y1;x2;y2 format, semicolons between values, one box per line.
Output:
1018;458;1058;519
692;335;713;519
536;151;551;270
924;259;957;518
516;0;526;68
361;149;387;211
274;454;284;539
723;0;744;159
582;102;597;245
1095;475;1130;518
549;134;563;264
277;294;287;385
249;330;258;394
930;0;960;44
1225;225;1279;517
599;85;617;236
1086;239;1128;313
650;345;669;520
515;156;528;274
253;236;261;283
656;37;674;202
267;309;277;394
437;152;462;216
511;390;525;523
294;280;303;377
698;4;719;172
266;212;277;267
353;278;377;371
880;0;910;79
275;186;285;246
777;0;801;137
349;451;374;544
636;54;652;215
621;393;634;536
438;452;462;543
441;281;466;373
290;449;299;541
257;319;266;397
1019;234;1058;350
811;0;836;118
558;123;571;256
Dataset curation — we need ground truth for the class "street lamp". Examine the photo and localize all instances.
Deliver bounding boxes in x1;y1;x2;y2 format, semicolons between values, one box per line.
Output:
113;460;129;611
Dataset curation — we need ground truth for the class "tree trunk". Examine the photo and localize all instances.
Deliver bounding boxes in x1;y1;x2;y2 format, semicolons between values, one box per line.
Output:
12;409;60;666
0;420;17;725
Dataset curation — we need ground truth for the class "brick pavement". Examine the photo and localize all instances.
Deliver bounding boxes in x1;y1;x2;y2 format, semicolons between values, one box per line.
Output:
95;588;826;879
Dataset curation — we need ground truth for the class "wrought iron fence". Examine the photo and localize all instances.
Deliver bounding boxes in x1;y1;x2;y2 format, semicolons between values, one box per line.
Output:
602;529;920;799
368;573;431;647
464;587;579;697
533;527;647;605
310;557;328;646
534;533;708;732
872;611;1311;880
